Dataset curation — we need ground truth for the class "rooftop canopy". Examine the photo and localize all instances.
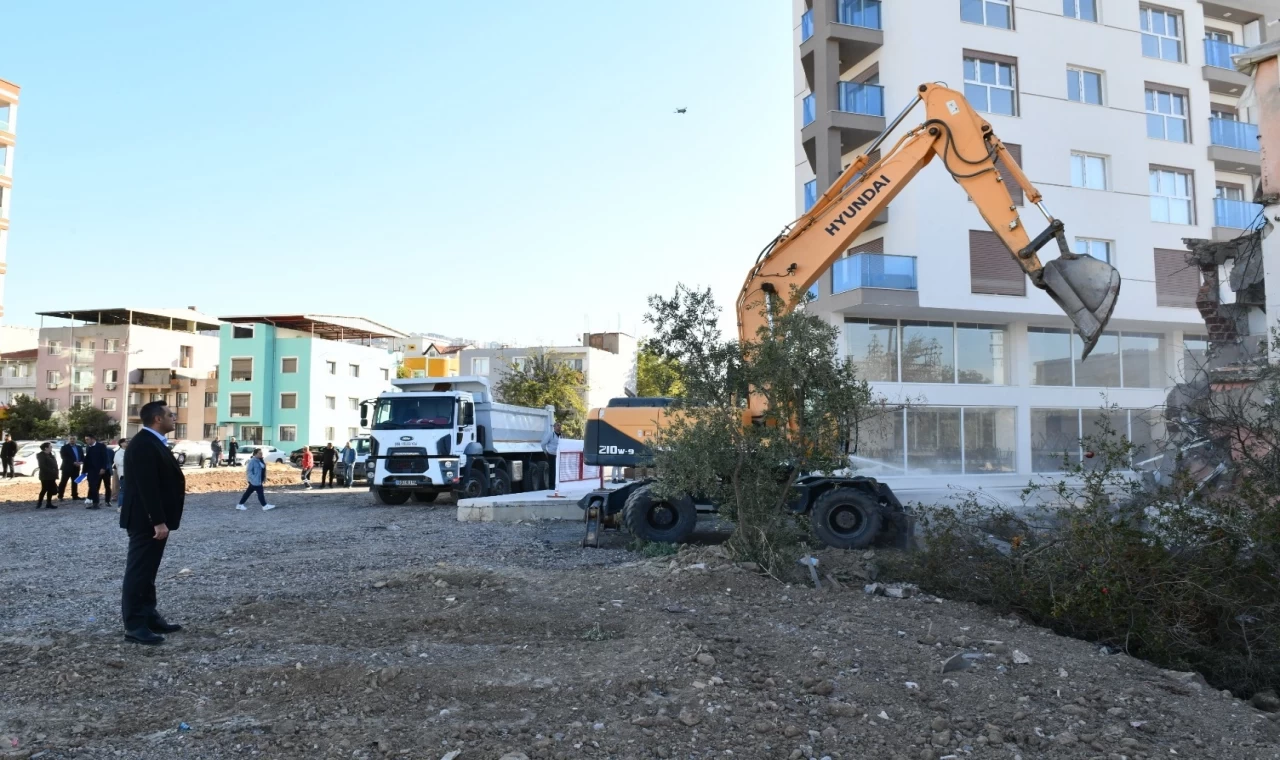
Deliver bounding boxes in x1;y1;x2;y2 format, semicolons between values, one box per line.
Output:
217;314;407;341
35;308;223;333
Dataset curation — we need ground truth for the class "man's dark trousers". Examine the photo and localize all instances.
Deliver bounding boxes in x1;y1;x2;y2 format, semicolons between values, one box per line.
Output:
88;474;112;506
122;531;167;630
58;464;81;500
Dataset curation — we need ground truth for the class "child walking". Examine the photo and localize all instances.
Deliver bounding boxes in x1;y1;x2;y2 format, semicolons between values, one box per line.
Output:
300;446;314;489
236;449;276;511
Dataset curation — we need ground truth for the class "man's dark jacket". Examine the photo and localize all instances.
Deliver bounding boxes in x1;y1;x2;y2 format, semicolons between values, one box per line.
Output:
84;441;112;476
120;431;185;533
59;442;83;472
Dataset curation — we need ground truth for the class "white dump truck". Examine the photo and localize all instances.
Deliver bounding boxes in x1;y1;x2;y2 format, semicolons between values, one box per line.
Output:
361;377;556;505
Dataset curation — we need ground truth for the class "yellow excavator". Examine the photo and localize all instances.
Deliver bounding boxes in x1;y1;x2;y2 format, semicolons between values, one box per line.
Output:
580;83;1122;548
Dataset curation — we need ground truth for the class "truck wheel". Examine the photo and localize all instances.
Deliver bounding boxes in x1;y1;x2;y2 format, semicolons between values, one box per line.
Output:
459;468;487;500
623;485;696;544
490;467;512;496
810;487;882;550
412;490;438;503
374;488;411;505
528;461;546;491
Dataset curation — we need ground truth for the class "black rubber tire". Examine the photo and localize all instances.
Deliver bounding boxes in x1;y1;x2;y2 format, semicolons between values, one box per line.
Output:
810;487;883;550
459;467;487;500
490;467;512;496
412;490;438;503
528;461;545;492
198;454;206;468
623;484;697;544
374;488;411;506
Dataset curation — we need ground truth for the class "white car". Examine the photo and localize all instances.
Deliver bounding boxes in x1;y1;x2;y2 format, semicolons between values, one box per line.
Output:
11;442;48;477
170;439;215;467
232;445;289;465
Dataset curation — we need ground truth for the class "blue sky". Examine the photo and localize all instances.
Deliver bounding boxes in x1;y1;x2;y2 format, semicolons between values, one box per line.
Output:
1;1;794;346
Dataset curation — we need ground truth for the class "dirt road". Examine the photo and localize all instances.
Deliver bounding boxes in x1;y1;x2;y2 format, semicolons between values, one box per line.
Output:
1;489;1277;760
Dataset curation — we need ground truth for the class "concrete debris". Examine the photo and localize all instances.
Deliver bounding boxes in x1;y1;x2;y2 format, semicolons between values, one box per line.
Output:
1011;650;1032;665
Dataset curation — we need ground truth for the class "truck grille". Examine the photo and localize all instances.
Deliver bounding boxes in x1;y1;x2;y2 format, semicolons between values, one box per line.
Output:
385;447;428;474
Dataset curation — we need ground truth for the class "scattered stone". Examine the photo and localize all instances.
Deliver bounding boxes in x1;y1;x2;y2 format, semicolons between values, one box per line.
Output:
784;725;802;738
1011;650;1032;665
1055;732;1078;746
678;708;701;727
883;583;918;599
498;753;529;760
1251;690;1280;713
696;653;716;668
809;679;835;696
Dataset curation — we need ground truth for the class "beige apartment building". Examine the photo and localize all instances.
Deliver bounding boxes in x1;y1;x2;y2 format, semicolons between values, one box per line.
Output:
0;77;19;322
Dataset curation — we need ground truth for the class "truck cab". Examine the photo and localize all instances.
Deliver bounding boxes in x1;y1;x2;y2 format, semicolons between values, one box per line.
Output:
362;376;555;505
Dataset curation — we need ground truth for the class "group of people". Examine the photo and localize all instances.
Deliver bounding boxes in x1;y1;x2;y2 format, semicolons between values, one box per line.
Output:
16;433;130;510
297;441;356;489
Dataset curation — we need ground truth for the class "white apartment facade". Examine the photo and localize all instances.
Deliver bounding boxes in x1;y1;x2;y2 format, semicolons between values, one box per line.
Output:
794;0;1271;491
460;332;639;412
0;77;19;323
0;348;36;406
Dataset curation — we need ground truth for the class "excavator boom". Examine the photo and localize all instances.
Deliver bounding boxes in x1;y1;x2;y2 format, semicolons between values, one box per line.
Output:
737;83;1120;417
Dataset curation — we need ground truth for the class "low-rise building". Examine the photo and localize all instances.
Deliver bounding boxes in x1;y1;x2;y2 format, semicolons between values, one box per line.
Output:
0;347;36;405
34;308;222;435
460;332;637;412
215;314;404;447
400;341;469;378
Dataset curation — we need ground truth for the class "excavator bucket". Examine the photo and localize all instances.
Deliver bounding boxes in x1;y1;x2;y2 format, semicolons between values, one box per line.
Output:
1041;253;1121;360
1021;219;1121;360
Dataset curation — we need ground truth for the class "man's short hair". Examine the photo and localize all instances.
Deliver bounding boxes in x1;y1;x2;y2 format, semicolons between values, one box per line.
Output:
139;400;169;427
40;441;52;450
84;433;96;441
118;438;128;446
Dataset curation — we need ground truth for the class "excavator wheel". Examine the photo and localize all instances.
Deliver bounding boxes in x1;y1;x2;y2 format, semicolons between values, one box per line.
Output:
623;484;696;544
810;487;882;550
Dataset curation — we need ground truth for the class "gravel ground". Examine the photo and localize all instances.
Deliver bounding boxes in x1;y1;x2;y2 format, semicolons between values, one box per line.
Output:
1;488;1278;760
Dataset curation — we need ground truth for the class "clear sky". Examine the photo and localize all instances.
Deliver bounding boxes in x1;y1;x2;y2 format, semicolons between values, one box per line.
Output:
0;1;794;346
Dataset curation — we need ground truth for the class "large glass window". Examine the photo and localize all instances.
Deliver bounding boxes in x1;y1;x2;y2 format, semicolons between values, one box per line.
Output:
844;319;898;382
1063;0;1096;22
901;321;955;383
1028;327;1073;386
1031;408;1081;471
961;0;1012;29
956;323;1006;384
907;407;963;474
1073;331;1120;387
1070;152;1107;190
851;407;905;476
1073;237;1112;263
963;407;1016;473
1139;6;1183;62
1149;168;1193;225
1120;332;1165;388
1067;67;1103;105
1145;88;1188;142
1182;334;1208;378
964;57;1017;116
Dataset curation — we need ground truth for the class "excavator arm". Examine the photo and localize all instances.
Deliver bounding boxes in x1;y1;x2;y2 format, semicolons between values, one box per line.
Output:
737;83;1120;417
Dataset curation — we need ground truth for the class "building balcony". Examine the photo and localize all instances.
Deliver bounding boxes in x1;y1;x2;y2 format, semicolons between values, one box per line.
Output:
799;0;883;77
127;405;140;418
1208;118;1261;175
833;253;917;294
1213;197;1264;240
1202;39;1251;95
803;94;816;126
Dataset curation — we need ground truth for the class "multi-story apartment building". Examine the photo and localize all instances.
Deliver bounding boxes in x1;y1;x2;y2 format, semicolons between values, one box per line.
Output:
460;332;638;412
215;314;403;447
0;348;36;406
34;308;222;436
0;77;19;322
794;0;1271;490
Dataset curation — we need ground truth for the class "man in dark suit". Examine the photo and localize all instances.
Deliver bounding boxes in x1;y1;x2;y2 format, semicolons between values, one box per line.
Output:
1;434;17;478
320;442;337;487
83;433;113;510
120;401;185;645
58;436;84;501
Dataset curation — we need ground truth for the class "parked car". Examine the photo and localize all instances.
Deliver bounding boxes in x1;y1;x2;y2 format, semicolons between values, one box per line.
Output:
170;439;215;467
337;435;371;486
233;445;289;466
290;445;326;467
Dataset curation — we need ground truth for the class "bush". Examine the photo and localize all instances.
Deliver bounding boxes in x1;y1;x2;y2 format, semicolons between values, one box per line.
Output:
900;410;1280;697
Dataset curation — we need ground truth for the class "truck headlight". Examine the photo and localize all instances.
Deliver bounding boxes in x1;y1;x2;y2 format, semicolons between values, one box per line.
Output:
440;458;459;483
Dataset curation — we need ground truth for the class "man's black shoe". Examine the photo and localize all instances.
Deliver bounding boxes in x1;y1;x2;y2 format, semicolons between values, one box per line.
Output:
148;617;182;634
86;504;100;510
46;503;58;509
125;628;165;645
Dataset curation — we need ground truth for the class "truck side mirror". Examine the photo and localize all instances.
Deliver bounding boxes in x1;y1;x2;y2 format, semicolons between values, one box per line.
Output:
359;402;368;428
461;401;475;426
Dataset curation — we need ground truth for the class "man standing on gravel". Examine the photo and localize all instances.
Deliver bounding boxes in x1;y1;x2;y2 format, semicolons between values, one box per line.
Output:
319;442;338;488
83;433;113;510
1;434;16;478
119;401;185;646
209;437;222;468
541;420;561;491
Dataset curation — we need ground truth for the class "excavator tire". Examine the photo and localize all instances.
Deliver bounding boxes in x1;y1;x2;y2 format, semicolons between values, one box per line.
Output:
810;487;882;550
623;484;696;544
374;488;412;506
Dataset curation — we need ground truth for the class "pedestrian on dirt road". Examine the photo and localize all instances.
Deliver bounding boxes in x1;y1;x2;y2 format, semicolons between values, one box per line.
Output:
113;438;128;508
83;433;113;510
58;435;83;502
1;433;16;478
541;421;562;490
119;401;185;646
320;442;337;488
236;448;275;512
340;441;356;486
209;438;222;468
226;437;238;467
300;446;314;488
35;442;59;509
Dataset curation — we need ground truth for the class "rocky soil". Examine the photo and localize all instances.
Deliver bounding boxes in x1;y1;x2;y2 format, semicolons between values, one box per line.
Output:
1;488;1278;760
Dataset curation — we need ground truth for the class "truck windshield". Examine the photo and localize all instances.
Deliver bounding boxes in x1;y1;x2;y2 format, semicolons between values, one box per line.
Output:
353;438;371;454
371;397;454;430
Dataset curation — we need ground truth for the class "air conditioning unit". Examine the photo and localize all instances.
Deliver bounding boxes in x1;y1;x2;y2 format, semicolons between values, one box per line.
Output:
46;383;59;390
105;383;118;391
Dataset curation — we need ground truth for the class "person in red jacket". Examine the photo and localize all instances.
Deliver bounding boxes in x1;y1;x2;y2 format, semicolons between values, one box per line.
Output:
300;447;314;489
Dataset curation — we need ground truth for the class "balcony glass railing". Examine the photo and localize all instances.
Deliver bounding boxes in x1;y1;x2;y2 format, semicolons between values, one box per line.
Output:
1209;118;1259;151
804;180;818;212
838;81;884;116
833;253;917;293
803;94;816;126
0;121;8;133
1215;197;1263;229
1204;38;1247;70
801;10;814;41
838;0;882;29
